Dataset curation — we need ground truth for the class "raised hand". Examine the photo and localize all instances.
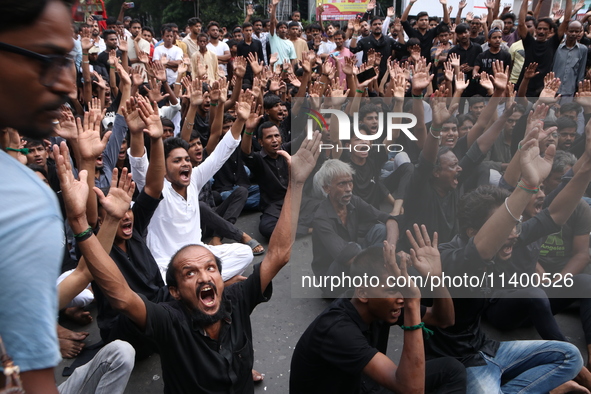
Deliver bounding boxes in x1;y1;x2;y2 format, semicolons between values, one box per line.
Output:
55;106;79;142
121;96;146;134
406;224;441;277
137;98;164;139
130;66;146;86
387;6;395;17
342;56;356;76
145;77;170;103
94;168;135;220
479;72;494;95
235;90;254;121
92;71;107;90
269;52;279;66
234;56;247;78
367;0;376;11
159;53;169;67
454;72;469;92
431;87;458;126
490;60;509;91
247;52;263;75
53;142;89;222
392;73;407;98
411;59;433;94
383;240;421;299
150;60;168;82
108;49;119;66
575;80;591;109
519;120;555;187
137;50;149;64
181;76;204;108
449;53;460;68
523;62;539;80
459;0;467;9
118;35;128;52
76;107;111;162
443;61;454;82
278;130;321;185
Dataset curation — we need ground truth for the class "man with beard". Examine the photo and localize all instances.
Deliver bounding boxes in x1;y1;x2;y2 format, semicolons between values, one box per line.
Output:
448;23;483;97
553;20;587;98
269;0;297;66
310;159;398;281
182;17;203;57
126;18;150;70
484;104;526;173
206;22;230;77
517;0;572;97
350;16;404;79
317;23;338;60
401;0;450;60
58;117;322;393
556;116;579;152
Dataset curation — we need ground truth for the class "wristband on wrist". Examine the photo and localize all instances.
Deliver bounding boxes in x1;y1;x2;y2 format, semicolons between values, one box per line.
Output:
355;89;364;94
400;322;434;339
411;93;424;98
430;125;442;132
6;147;29;154
210;102;218;106
429;127;441;139
73;226;93;242
245;131;254;135
110;65;116;69
82;53;89;56
517;179;539;194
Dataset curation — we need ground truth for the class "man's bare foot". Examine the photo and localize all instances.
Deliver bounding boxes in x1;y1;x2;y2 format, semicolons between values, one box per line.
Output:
64;306;92;325
550;380;590;394
224;275;247;286
209;236;223;246
575;366;591;391
57;325;89;341
242;233;264;255
59;338;85;359
252;369;264;382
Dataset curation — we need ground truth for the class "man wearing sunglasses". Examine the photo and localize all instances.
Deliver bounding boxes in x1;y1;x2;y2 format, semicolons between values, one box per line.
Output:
0;0;78;392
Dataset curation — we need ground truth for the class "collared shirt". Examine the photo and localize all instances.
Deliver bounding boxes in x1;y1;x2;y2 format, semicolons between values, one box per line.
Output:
252;32;269;64
311;195;395;276
448;41;483;68
147;131;240;271
120;263;272;394
269;33;297;64
402;21;448;59
553;41;588;96
190;49;219;84
242;144;290;217
182;34;199;57
207;41;230;75
212;146;251;193
236;39;264;82
519;33;561;96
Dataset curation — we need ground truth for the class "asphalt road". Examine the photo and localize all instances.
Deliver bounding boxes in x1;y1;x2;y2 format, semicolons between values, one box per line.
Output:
55;210;590;393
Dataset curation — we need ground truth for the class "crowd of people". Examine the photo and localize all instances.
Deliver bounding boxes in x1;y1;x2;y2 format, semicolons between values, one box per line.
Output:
3;0;591;392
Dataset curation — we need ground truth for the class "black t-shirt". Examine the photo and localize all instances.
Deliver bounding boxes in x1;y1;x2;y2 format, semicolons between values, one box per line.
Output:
475;49;512;75
236;40;264;82
402;21;447;60
340;146;389;208
92;190;170;339
212;145;251;193
470;35;486;45
448;42;483;68
120;263;272;394
290;296;426;393
518;33;561;96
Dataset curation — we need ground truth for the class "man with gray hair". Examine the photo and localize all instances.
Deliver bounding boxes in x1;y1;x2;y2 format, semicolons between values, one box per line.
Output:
311;159;399;288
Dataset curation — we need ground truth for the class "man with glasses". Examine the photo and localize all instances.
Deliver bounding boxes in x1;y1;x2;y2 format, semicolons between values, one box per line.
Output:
0;1;126;393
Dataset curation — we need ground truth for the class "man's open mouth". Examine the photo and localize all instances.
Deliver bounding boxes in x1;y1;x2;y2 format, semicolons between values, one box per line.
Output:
199;284;216;307
180;169;190;182
121;221;133;236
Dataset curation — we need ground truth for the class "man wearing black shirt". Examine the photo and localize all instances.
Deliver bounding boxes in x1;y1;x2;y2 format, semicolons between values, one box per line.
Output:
401;0;450;60
241;120;290;238
292;228;466;393
448;24;482;97
236;22;264;85
350;17;404;80
517;0;571;97
468;16;486;45
64;130;322;394
311;159;398;279
473;29;511;77
97;29;122;73
430;124;591;392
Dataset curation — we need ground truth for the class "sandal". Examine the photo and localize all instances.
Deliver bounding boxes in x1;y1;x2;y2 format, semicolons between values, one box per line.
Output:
246;239;265;256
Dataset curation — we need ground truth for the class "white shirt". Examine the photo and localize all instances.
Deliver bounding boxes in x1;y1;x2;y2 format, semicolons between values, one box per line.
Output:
153;45;184;85
207;41;230;75
317;40;336;56
146;130;241;269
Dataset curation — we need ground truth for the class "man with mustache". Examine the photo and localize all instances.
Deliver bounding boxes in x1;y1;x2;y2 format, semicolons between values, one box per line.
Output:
55;121;322;392
310;159;398;293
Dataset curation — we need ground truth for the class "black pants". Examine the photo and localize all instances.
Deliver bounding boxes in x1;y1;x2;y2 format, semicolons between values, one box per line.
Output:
383;162;414;200
259;212;278;239
484;275;591;344
362;357;467;393
200;201;243;242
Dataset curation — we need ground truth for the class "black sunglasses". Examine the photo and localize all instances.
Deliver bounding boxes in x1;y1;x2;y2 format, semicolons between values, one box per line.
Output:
0;42;74;87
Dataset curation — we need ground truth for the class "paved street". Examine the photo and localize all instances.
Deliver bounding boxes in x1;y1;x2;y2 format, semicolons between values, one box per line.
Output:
55;211;590;393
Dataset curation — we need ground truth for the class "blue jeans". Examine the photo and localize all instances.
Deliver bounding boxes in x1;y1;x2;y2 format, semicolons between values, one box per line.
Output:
220;185;260;210
466;340;582;394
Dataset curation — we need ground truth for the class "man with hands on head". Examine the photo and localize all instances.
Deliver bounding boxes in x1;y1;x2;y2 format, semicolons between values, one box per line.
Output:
56;111;323;392
291;224;466;393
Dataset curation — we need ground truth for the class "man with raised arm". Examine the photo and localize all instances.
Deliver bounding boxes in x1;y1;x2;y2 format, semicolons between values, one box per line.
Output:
269;0;297;66
55;126;322;393
401;0;450;60
517;0;572;97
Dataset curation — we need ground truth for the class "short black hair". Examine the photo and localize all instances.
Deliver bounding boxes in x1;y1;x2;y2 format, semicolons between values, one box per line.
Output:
257;120;278;140
288;21;300;29
501;12;516;22
263;94;282;110
276;21;288;29
455;23;469;34
242;21;253;29
458;185;510;236
142;26;155;37
130;18;142;27
188;17;202;26
556;116;578;131
417;11;429;19
166;244;222;288
102;29;117;40
370;16;383;25
207;21;220;30
163;137;190;159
